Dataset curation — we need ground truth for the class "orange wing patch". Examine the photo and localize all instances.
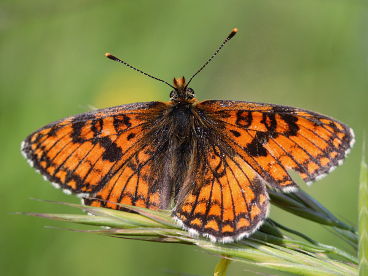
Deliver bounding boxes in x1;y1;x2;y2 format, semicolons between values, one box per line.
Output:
197;100;355;190
174;144;269;243
22;102;168;205
84;144;161;210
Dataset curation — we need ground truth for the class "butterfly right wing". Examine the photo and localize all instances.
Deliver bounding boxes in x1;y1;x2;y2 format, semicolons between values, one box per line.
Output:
22;102;169;209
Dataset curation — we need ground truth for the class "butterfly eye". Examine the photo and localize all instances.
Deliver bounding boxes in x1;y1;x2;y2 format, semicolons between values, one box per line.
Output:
186;87;195;99
170;90;177;100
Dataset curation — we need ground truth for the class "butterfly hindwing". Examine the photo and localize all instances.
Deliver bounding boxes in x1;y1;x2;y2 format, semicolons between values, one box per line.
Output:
174;143;269;243
83;143;162;210
196;100;355;190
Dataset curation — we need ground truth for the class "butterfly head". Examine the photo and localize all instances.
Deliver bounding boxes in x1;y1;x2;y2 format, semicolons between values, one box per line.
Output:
170;77;196;103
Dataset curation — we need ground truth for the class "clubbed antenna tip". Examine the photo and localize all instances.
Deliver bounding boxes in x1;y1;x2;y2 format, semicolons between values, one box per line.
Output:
104;52;175;89
185;27;238;88
228;28;238;39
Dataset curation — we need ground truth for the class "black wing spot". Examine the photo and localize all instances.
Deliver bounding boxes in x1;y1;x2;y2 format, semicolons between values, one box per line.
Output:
99;137;123;162
261;113;277;132
230;130;241;137
127;133;136;140
245;132;268;157
71;120;87;143
91;119;103;138
113;114;132;133
280;114;299;136
236;111;252;127
48;125;62;137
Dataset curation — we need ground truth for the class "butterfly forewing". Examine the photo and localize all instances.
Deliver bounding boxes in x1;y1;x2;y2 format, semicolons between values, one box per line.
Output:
22;102;169;200
196;100;355;189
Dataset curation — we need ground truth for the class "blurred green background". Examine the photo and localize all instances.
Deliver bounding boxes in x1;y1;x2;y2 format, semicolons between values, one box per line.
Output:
1;0;366;275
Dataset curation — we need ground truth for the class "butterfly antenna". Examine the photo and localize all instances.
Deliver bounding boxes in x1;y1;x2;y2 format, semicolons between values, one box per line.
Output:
105;53;175;89
185;28;238;88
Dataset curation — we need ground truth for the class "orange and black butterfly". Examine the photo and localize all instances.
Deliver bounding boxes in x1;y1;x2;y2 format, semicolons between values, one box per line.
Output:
21;28;354;243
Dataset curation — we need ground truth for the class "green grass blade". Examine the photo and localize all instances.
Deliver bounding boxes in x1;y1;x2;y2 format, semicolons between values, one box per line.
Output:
193;239;356;276
29;199;171;228
19;212;136;228
256;220;358;264
214;257;231;276
269;189;358;250
359;140;368;276
21;199;358;276
269;190;356;232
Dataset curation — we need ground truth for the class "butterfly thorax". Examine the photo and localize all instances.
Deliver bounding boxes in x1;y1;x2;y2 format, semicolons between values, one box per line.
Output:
170;77;196;103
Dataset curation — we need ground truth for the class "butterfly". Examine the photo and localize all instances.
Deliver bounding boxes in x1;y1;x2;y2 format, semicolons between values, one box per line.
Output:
21;28;355;243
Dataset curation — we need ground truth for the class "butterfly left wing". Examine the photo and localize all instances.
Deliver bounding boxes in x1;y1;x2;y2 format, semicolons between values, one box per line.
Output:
196;100;355;191
174;143;269;243
21;102;170;209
